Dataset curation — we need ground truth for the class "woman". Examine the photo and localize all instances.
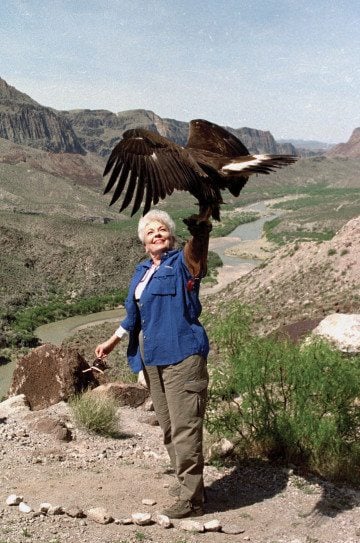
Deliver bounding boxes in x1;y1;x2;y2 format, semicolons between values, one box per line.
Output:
95;209;211;519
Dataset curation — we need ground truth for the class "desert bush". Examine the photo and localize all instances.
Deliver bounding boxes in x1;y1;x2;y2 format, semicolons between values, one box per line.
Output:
70;392;120;437
207;303;360;484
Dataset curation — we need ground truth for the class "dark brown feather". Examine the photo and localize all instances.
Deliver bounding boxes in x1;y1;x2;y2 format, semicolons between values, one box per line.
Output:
103;120;297;220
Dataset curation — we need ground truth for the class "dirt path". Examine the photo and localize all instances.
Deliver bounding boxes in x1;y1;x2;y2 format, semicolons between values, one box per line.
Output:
1;402;359;543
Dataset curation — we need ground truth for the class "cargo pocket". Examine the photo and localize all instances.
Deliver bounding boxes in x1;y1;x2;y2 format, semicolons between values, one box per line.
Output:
185;379;208;418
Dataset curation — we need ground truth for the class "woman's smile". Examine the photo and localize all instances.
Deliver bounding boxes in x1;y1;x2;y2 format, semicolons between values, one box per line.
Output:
144;220;174;258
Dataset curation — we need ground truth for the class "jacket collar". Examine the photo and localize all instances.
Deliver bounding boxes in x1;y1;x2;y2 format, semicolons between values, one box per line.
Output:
136;249;178;271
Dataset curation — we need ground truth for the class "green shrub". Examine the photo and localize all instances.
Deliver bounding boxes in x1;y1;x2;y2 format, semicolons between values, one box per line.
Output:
70;392;120;437
207;303;360;484
9;290;127;347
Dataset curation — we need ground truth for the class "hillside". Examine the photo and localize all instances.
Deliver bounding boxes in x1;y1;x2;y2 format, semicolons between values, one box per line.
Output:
205;216;360;336
0;75;359;354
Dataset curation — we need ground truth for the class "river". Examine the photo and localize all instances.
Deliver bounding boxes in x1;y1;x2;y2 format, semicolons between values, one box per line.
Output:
0;200;280;397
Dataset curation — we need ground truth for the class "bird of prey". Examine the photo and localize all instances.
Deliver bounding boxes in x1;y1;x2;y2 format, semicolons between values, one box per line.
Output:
103;119;297;221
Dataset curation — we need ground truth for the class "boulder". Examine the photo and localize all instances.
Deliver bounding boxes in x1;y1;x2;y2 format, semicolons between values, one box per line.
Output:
0;394;30;418
86;507;113;524
89;382;149;407
9;344;101;410
311;313;360;353
30;416;72;442
207;437;235;462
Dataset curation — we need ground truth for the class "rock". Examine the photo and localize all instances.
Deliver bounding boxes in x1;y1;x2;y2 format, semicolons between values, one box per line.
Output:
207;437;234;461
48;505;64;515
19;502;33;513
155;514;172;528
179;519;205;532
39;503;51;513
0;395;30;417
221;524;245;534
141;498;156;506
117;517;133;525
30;416;72;442
131;512;153;525
204;519;222;532
64;506;85;518
6;494;23;506
9;344;101;410
138;413;159;426
89;382;149;408
86;507;113;524
311;313;360;353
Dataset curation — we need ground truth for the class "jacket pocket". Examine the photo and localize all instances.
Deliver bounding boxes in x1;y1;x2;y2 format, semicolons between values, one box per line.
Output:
151;273;176;295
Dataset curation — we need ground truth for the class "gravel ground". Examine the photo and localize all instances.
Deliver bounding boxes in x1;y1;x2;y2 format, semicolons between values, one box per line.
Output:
0;400;359;543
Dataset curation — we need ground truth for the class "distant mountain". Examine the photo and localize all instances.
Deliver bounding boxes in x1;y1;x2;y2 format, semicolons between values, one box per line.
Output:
0;77;84;154
278;138;335;151
277;138;336;158
63;107;296;157
62;108;189;157
0;77;299;160
326;128;360;158
227;127;296;155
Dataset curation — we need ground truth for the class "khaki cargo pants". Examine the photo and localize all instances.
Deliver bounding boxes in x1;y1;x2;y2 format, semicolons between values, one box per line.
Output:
142;354;209;505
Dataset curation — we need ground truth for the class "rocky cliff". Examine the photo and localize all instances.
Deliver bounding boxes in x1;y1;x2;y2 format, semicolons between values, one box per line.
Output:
64;107;296;157
226;126;296;155
0;78;84;154
326;128;360;158
62;108;189;157
0;77;297;158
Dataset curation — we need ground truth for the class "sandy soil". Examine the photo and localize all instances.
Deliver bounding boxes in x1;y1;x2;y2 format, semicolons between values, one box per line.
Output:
0;401;359;543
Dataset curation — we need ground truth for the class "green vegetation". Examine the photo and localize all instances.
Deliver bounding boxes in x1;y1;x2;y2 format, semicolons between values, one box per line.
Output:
207;303;360;485
271;186;360;212
70;391;120;437
3;291;127;347
264;217;334;244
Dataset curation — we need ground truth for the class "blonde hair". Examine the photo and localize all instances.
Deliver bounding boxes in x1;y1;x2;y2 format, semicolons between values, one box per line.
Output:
138;210;176;244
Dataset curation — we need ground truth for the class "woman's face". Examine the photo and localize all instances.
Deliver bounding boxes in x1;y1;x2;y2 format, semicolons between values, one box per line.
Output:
143;220;174;257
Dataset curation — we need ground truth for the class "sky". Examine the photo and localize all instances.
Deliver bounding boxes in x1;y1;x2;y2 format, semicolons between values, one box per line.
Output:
1;0;359;143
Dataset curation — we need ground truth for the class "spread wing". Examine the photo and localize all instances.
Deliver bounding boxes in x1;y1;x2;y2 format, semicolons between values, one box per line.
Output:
186;119;250;156
103;128;210;216
186;119;297;197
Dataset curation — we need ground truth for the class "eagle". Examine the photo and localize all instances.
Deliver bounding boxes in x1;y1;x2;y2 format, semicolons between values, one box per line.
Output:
103;119;297;221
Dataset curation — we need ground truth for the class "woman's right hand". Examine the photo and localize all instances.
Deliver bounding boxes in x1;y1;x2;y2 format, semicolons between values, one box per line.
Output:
95;334;120;359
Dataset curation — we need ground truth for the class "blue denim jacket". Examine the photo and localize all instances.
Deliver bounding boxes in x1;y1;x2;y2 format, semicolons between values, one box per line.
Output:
120;249;209;373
